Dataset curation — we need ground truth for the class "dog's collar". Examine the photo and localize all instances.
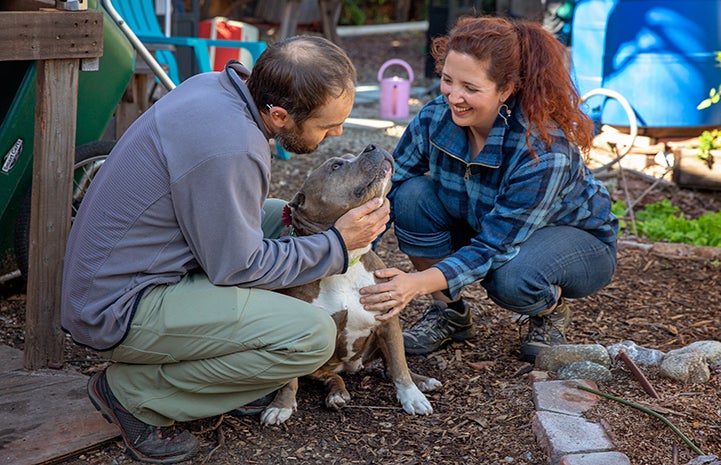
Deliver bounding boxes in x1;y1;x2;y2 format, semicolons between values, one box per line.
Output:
348;256;361;267
282;204;297;237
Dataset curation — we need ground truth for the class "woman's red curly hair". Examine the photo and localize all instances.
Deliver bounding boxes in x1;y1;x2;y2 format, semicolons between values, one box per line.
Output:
430;16;594;161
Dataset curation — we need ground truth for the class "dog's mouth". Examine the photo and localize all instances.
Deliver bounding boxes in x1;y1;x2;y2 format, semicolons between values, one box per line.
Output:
364;155;394;197
381;157;393;178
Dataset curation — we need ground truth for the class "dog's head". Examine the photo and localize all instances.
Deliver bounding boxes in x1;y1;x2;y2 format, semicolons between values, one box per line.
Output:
285;144;394;236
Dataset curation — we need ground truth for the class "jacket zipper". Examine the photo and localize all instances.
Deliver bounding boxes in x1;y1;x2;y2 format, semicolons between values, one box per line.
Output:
430;140;478;182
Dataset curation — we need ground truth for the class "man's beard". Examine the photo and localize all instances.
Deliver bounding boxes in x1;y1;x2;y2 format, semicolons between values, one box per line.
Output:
273;126;318;155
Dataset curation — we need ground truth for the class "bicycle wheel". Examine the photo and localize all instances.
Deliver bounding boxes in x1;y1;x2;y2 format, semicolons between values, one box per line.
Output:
13;140;116;280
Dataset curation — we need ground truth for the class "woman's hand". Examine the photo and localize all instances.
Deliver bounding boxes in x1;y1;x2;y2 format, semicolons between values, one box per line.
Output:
334;197;389;251
360;267;449;320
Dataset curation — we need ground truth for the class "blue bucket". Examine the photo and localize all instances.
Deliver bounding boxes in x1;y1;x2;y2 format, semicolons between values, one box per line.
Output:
601;0;721;130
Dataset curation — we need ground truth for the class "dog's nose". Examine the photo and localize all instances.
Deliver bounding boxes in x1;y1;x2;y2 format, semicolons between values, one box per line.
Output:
362;144;376;153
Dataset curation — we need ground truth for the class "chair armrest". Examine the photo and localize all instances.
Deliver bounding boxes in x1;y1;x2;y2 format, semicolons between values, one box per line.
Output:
135;35;267;71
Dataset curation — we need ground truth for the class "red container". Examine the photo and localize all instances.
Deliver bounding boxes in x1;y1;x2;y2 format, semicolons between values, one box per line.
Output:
198;17;259;71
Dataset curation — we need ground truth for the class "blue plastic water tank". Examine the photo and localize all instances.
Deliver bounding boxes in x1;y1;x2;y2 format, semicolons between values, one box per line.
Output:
571;0;618;98
601;0;721;130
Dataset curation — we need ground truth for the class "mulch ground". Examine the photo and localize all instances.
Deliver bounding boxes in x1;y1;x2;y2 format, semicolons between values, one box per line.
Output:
1;30;720;465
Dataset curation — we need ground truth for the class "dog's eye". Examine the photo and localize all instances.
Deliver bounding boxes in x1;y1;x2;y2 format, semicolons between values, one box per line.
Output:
331;161;343;170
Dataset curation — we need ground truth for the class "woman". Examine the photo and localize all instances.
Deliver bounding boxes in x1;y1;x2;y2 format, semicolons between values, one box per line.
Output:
359;16;618;363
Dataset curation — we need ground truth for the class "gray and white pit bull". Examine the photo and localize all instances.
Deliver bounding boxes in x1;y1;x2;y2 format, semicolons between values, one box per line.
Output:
260;144;442;425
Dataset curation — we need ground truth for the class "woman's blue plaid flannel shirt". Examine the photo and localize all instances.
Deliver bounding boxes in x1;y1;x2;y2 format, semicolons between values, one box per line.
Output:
388;95;619;299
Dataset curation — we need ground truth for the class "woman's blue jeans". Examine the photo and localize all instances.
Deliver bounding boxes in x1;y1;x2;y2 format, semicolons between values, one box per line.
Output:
391;176;617;316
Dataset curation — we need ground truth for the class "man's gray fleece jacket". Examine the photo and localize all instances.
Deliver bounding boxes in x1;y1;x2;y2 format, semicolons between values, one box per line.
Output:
61;65;348;351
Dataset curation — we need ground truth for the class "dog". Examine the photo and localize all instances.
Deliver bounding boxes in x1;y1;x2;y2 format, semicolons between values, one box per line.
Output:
259;144;442;425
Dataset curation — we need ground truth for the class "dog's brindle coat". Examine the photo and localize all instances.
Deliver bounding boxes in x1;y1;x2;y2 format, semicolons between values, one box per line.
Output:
259;145;442;425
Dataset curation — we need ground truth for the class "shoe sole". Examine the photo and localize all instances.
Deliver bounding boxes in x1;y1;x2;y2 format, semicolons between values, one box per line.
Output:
87;372;198;465
404;328;475;355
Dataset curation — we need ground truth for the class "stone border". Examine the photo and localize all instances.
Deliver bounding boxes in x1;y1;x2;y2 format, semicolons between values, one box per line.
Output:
529;375;632;465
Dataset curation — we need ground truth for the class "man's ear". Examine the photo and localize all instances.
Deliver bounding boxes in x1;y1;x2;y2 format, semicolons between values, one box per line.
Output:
267;106;290;128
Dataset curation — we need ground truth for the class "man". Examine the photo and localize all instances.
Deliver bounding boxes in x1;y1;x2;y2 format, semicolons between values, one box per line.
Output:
62;35;389;464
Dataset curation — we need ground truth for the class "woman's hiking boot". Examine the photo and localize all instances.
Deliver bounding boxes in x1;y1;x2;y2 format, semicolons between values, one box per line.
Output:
402;300;475;355
87;371;200;464
227;391;276;417
518;298;572;363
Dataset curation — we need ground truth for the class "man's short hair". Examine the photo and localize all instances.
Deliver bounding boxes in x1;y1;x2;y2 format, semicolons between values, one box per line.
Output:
247;35;357;128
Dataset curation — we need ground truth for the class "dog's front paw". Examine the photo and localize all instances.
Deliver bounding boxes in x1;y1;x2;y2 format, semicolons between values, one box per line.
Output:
260;403;296;426
396;385;433;415
325;389;351;410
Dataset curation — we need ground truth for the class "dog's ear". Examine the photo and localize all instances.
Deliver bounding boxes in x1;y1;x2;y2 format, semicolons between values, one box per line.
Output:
341;153;355;160
288;192;305;210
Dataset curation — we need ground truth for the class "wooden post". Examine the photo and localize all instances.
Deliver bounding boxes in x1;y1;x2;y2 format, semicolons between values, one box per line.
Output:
0;7;103;369
24;59;79;369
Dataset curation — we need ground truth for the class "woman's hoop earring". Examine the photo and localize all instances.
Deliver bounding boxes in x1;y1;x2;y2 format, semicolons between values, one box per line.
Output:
498;103;511;126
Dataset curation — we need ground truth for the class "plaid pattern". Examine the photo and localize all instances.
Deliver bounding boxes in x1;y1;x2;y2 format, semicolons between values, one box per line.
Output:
389;96;618;298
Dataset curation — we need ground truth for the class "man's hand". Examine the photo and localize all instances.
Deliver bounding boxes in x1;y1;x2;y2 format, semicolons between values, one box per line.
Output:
334;197;389;251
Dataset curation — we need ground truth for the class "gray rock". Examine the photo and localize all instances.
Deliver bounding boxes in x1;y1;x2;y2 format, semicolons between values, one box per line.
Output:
556;361;614;382
535;344;611;373
660;351;711;384
671;341;721;368
685;455;721;465
606;340;665;366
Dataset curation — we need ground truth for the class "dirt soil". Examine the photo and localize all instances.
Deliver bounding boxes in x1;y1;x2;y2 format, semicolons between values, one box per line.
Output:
2;32;721;465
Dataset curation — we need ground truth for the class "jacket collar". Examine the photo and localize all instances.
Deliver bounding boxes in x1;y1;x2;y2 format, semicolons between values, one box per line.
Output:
224;61;269;140
429;95;521;168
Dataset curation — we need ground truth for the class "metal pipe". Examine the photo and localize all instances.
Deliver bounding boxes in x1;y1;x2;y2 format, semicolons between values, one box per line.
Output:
0;270;21;284
101;0;176;91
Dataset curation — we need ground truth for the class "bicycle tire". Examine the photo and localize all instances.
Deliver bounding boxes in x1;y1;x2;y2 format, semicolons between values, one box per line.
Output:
13;140;116;280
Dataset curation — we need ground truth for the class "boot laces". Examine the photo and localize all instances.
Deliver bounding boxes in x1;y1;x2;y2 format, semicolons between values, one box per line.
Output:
518;313;566;345
407;304;448;340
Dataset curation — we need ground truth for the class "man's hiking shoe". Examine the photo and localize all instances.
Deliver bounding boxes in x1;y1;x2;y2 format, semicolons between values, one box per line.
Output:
227;391;276;417
402;300;475;355
88;371;199;464
518;298;572;363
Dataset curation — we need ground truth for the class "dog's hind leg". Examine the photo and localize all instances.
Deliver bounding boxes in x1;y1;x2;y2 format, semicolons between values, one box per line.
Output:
306;369;351;410
374;316;441;415
260;378;299;425
410;370;443;393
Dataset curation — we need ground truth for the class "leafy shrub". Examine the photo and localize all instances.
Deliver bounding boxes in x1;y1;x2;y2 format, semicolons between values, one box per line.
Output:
613;199;721;247
697;129;721;161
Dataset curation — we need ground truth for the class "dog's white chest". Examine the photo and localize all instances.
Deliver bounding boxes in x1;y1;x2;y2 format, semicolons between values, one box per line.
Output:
311;263;378;359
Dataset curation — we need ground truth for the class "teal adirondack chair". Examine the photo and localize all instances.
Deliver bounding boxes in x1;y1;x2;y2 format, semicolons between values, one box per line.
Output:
111;0;267;80
106;0;290;159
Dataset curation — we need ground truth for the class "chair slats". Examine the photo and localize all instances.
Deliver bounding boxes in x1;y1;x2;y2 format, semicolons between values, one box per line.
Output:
112;0;267;84
108;0;290;159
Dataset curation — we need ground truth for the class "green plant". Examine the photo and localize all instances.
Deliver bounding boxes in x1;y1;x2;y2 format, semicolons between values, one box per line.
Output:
696;128;721;162
697;51;721;110
615;199;721;247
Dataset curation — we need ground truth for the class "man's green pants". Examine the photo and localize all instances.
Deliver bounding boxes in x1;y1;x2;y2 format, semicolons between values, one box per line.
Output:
102;199;336;425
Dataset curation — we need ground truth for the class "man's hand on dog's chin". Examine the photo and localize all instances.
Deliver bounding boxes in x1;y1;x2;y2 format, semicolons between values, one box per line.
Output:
334;197;390;251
